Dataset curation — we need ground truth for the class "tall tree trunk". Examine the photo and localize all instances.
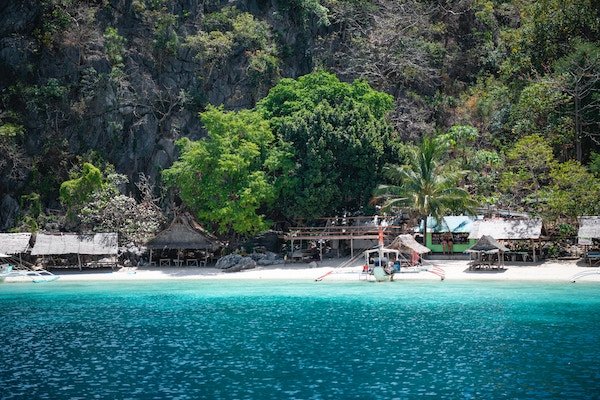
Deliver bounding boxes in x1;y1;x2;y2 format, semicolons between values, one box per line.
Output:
422;216;427;247
575;95;582;162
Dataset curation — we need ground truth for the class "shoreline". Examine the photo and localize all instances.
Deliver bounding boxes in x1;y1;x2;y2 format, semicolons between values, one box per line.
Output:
4;258;600;283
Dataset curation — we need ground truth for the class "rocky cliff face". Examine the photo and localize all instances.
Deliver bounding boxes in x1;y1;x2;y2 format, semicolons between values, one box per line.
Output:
0;0;318;227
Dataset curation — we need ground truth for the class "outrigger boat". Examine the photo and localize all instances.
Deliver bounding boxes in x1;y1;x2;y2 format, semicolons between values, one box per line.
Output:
0;253;59;283
360;228;445;282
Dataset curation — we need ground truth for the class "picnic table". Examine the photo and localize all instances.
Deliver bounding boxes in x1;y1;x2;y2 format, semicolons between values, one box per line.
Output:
585;251;600;267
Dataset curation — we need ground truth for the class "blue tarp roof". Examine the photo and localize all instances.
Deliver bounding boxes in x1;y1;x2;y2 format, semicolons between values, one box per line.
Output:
416;216;478;233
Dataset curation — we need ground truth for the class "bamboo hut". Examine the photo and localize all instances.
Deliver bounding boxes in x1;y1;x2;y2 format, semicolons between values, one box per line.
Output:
389;234;431;266
146;213;220;267
468;218;543;262
466;235;509;269
0;233;32;266
577;216;600;266
577;216;600;246
30;233;118;269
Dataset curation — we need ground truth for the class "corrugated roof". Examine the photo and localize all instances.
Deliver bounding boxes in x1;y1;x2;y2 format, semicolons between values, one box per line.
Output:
417;216;478;233
0;233;32;255
578;216;600;245
468;219;542;240
389;234;431;254
31;233;118;255
146;213;220;250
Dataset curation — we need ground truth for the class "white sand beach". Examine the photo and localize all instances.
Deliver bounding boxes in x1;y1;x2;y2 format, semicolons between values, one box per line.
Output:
10;258;597;283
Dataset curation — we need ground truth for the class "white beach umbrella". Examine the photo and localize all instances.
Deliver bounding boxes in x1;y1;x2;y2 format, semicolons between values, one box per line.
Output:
0;252;10;258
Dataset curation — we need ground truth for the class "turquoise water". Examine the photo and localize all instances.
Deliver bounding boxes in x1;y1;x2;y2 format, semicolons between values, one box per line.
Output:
1;280;599;399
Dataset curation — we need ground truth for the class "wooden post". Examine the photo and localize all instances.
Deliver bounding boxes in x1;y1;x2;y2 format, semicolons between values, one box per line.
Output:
77;253;82;271
149;249;153;265
351;237;354;258
319;240;323;261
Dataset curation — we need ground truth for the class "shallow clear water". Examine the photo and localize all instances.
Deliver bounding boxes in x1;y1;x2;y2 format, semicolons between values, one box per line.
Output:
1;280;599;399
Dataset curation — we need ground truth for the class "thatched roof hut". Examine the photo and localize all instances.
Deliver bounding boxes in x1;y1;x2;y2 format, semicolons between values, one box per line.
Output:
466;235;509;254
146;213;220;251
389;234;431;254
577;216;600;245
0;233;32;255
468;218;543;240
31;233;118;256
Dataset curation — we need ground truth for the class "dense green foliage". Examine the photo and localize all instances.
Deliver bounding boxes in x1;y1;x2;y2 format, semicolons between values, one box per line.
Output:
258;71;394;220
1;0;600;240
163;106;285;236
59;163;105;210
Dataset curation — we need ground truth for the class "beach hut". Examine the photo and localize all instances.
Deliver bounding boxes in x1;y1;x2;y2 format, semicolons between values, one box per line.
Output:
465;235;509;269
468;218;543;261
146;213;220;267
0;233;32;266
389;234;431;266
577;216;600;246
416;216;478;253
30;233;118;269
577;216;600;266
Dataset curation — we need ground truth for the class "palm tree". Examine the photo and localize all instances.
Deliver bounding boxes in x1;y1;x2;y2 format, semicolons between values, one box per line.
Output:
374;137;477;242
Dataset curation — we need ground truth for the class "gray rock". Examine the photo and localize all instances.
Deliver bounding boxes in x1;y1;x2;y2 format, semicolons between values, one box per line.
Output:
255;251;284;266
224;257;257;272
0;195;19;231
217;254;257;272
216;254;243;270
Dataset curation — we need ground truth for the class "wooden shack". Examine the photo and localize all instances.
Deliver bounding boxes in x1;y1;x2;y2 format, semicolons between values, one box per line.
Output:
30;233;118;269
416;216;478;253
0;233;32;266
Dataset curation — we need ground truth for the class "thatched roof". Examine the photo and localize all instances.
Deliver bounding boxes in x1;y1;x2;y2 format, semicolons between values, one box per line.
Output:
578;216;600;245
389;234;431;254
146;213;219;250
466;235;509;254
31;233;118;255
0;233;32;255
468;219;542;240
418;216;477;233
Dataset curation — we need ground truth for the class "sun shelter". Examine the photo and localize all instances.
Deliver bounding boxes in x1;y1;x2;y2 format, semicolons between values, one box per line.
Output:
465;235;509;269
389;234;431;266
577;216;600;246
0;233;32;266
468;218;543;261
577;217;600;266
31;233;118;269
146;214;220;267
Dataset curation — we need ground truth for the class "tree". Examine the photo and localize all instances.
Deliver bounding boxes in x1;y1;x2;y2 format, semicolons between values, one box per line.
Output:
374;137;476;240
59;162;105;211
554;41;600;161
79;174;165;244
163;106;288;236
540;161;600;222
258;71;394;220
499;134;556;211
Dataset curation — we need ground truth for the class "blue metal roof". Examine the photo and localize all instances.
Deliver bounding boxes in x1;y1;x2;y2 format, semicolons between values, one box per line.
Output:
416;216;478;233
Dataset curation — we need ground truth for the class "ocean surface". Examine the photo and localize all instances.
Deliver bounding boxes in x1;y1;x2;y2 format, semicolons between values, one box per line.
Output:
1;280;599;399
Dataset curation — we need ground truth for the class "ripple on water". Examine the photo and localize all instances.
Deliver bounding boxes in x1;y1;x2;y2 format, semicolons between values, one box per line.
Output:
0;281;599;399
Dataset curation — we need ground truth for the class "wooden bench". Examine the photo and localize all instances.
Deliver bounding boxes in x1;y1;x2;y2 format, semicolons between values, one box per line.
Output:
585;252;600;267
